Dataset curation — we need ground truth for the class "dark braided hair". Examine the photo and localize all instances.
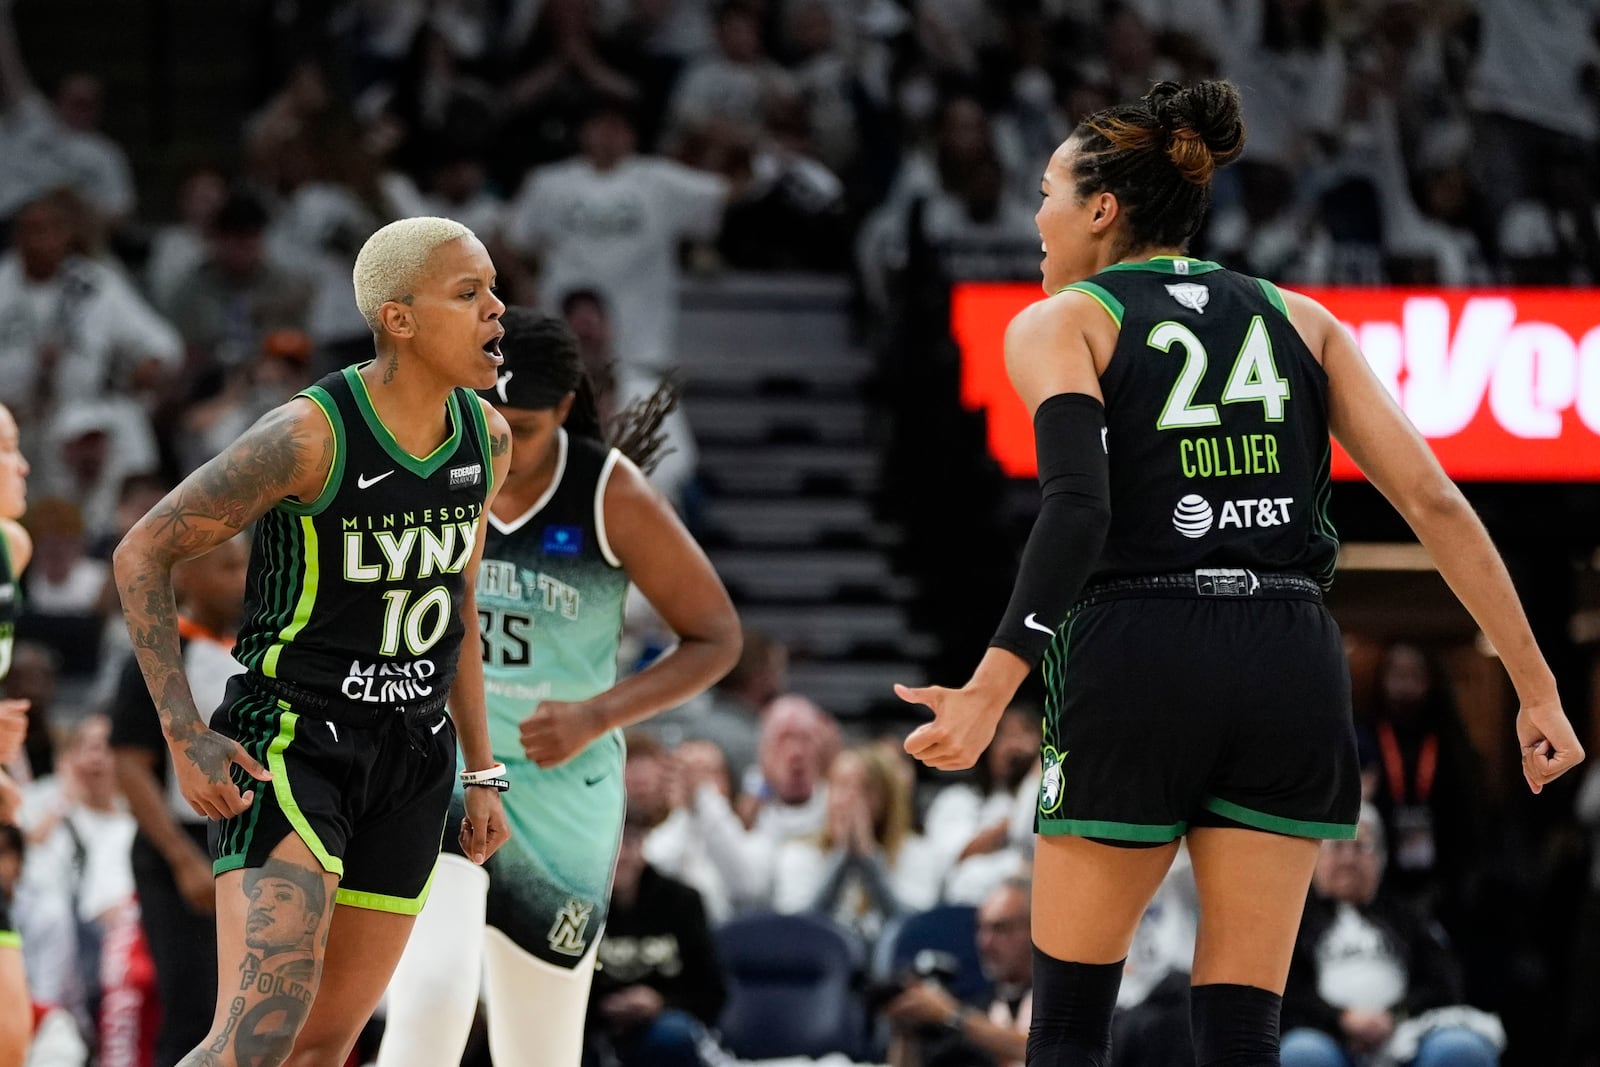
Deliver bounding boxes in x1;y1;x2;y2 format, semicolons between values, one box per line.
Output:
496;306;681;475
1070;80;1246;251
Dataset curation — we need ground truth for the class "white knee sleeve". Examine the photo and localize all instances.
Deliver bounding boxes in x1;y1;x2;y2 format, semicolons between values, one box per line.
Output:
482;927;599;1067
375;855;490;1067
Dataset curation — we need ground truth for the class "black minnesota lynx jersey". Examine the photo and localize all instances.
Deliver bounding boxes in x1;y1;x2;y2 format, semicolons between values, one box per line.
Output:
233;365;494;710
1065;257;1339;586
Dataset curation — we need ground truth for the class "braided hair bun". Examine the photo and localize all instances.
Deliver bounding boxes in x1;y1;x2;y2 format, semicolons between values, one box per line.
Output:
1145;81;1246;185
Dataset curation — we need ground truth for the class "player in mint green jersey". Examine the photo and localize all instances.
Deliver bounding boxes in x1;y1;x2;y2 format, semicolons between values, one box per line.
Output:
378;308;741;1067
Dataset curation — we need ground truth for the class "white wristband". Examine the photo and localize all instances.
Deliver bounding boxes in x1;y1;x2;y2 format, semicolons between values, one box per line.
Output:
460;763;508;784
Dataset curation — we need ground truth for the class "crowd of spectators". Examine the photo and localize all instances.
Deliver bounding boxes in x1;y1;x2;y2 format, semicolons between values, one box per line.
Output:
0;0;1596;1064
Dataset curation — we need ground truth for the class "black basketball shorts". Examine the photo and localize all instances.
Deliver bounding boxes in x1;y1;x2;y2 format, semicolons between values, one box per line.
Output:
1037;573;1360;845
208;674;457;913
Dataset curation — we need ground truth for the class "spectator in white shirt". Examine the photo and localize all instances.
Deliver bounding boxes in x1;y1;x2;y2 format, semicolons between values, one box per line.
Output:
925;703;1040;905
143;166;229;312
771;743;946;941
0;2;135;227
506;100;730;377
666;0;798;145
645;739;769;920
0;191;179;466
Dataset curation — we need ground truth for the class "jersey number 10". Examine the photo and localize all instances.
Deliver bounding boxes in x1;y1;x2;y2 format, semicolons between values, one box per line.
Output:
1150;315;1290;429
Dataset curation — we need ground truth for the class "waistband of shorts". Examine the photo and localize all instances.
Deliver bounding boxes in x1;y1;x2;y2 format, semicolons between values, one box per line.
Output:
1075;570;1324;607
242;672;449;728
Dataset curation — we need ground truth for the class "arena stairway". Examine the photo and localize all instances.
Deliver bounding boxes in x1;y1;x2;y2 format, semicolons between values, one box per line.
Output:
677;273;933;721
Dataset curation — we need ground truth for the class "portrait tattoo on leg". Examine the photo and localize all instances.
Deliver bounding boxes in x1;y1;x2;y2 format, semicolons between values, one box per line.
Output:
201;857;329;1067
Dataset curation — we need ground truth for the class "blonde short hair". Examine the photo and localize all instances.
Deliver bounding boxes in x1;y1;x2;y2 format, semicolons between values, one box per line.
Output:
352;216;477;334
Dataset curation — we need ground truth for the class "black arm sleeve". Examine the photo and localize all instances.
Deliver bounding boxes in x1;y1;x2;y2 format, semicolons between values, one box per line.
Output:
989;392;1111;668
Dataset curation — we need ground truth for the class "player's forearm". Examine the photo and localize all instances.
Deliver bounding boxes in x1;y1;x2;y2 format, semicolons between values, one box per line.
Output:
448;612;497;770
113;536;204;744
587;632;741;733
114;754;205;868
1403;487;1557;702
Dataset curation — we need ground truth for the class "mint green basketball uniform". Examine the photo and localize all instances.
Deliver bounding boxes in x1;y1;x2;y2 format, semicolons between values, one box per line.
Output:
444;430;631;966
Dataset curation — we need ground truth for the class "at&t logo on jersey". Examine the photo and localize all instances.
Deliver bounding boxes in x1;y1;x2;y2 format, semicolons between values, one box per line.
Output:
1171;494;1294;538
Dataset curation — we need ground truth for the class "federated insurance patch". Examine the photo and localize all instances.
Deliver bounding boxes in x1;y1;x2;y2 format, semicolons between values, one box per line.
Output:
542;525;584;557
449;462;483;490
1039;745;1067;815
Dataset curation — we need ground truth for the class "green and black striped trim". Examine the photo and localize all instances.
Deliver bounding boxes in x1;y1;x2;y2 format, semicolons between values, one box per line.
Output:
345;365;464;478
1058;281;1124;327
213;687;281;873
461;390;495;496
1202;796;1357;840
236;509;304;672
1310;442;1340;589
279;386;345;517
1037;817;1187;842
1254;277;1291;320
1099;255;1223;277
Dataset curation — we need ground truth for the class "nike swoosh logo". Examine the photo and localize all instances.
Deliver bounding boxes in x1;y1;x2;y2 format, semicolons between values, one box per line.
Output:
1024;614;1054;635
584;773;609;787
430;716;447;734
357;471;395;489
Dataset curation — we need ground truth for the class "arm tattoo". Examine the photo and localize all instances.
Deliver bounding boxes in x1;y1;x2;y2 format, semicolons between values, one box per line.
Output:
490;432;509;457
117;406;328;768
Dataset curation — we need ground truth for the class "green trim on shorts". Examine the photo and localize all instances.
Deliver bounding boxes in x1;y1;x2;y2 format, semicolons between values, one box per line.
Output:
1038;818;1187;843
335;863;437;915
0;930;20;950
1202;796;1357;840
214;855;249;876
267;709;345;875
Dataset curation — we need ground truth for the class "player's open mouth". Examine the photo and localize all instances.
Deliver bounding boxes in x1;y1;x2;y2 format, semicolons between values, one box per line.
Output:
482;336;503;365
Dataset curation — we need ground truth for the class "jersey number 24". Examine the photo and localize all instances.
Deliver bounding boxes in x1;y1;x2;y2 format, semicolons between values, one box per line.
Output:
1150;315;1290;429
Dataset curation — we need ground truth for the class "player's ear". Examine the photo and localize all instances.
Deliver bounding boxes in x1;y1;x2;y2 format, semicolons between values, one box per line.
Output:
379;299;416;340
555;392;576;425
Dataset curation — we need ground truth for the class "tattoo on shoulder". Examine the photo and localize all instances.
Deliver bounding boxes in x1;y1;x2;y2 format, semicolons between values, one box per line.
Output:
490;432;510;457
148;405;322;552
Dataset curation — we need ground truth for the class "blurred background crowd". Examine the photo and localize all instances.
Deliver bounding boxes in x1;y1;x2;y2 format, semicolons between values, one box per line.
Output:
0;0;1598;1064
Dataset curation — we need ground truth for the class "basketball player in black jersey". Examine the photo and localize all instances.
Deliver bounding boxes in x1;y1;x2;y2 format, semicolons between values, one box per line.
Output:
114;217;514;1067
0;403;32;1066
896;82;1585;1067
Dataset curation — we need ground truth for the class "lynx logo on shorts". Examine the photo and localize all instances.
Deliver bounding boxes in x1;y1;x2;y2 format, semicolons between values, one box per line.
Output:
1165;283;1209;313
1039;746;1067;815
547;898;594;957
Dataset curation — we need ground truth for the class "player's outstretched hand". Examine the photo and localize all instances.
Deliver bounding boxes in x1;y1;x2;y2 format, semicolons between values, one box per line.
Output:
460;786;510;865
895;683;1005;772
520;699;605;768
171;728;272;820
1517;698;1585;795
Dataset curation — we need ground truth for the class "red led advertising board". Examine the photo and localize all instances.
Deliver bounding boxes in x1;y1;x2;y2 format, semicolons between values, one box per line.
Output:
953;284;1600;481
